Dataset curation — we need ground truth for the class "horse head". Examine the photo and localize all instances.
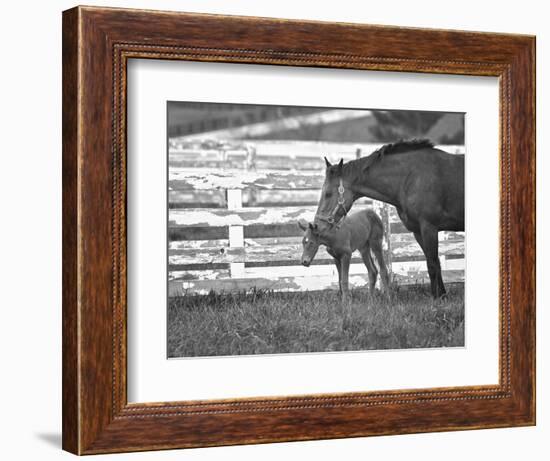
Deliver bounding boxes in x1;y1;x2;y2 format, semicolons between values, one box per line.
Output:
298;219;320;267
314;157;355;231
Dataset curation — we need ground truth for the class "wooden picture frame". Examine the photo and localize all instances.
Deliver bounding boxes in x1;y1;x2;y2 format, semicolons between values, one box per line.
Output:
62;5;535;455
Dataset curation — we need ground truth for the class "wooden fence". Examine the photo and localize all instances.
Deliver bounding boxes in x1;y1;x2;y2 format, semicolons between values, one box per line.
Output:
168;141;465;296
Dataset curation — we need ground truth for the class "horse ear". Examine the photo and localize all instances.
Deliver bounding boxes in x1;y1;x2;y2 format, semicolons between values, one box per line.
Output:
337;158;344;175
324;156;332;168
298;219;308;231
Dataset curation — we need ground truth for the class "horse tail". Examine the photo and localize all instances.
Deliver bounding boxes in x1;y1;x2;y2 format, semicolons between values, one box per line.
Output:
365;209;390;293
365;209;384;242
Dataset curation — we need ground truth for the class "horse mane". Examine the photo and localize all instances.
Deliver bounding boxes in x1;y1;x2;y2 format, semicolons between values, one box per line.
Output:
373;138;434;157
342;139;435;178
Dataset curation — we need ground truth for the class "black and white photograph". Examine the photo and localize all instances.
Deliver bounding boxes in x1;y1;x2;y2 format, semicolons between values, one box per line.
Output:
167;102;465;358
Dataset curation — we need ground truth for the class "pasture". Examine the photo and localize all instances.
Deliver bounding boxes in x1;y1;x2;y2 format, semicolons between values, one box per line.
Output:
168;283;464;358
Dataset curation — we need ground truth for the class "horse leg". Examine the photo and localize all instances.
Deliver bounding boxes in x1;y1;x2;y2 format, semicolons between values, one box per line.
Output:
413;231;431;294
370;238;390;295
418;223;446;299
359;244;378;294
340;253;351;304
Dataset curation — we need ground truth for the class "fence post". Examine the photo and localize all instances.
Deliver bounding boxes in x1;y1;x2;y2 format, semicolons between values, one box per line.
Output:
440;254;447;271
245;143;257;171
227;189;245;279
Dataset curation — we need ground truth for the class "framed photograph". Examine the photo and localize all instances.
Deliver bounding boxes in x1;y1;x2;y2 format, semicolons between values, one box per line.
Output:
62;6;535;455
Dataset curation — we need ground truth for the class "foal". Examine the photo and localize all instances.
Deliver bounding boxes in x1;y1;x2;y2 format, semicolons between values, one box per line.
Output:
298;209;390;303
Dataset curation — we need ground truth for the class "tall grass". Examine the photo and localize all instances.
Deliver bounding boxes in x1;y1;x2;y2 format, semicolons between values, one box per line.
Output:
167;284;464;358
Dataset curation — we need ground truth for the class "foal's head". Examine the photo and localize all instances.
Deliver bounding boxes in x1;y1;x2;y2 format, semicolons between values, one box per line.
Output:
314;157;355;231
298;219;321;267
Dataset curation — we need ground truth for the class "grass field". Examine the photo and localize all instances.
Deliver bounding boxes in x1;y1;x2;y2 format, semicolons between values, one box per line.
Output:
167;284;465;358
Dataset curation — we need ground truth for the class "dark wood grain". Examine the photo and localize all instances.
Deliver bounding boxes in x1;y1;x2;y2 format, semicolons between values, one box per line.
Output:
61;7;79;454
62;5;536;455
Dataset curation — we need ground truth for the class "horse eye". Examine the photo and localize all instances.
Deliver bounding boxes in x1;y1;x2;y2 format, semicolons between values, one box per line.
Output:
325;191;332;198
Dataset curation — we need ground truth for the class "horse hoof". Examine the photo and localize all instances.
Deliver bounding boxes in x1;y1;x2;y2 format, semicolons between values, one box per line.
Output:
432;294;448;307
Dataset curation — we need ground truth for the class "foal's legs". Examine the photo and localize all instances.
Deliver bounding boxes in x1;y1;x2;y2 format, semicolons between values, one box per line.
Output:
359;244;378;293
340;253;352;303
417;223;446;299
332;256;342;296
